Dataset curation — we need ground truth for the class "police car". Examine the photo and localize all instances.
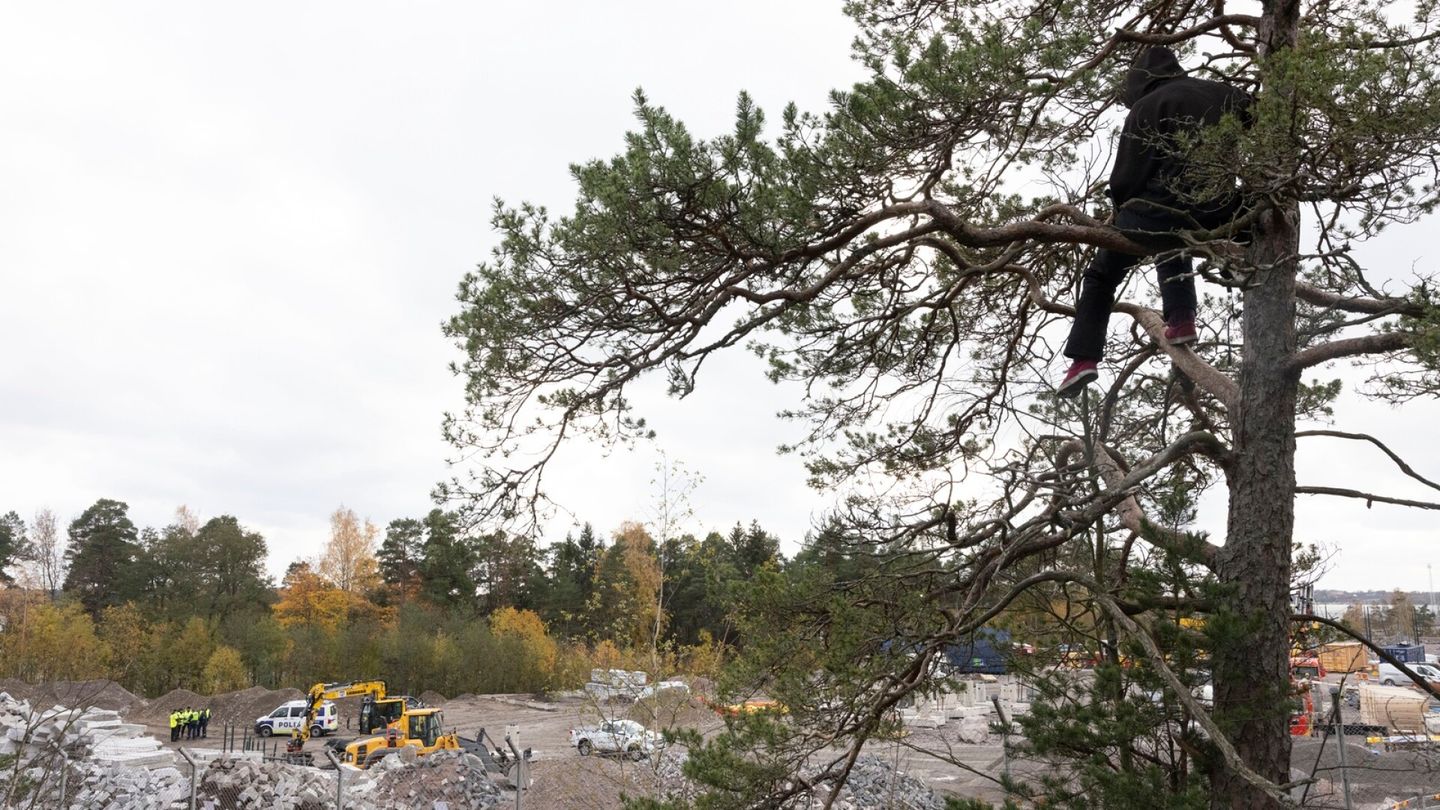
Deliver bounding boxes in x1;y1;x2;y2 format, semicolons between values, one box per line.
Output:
255;699;338;737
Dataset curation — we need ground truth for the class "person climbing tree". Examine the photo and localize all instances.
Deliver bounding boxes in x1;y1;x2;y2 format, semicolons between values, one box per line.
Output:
1057;45;1251;397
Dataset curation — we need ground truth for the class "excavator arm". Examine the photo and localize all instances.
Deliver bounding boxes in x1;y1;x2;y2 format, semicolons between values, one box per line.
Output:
293;679;390;748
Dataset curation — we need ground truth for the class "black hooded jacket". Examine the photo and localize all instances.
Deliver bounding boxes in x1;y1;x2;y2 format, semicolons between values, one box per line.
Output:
1109;47;1252;225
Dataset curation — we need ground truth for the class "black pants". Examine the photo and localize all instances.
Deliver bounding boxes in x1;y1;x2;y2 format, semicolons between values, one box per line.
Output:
170;726;178;742
1064;208;1199;361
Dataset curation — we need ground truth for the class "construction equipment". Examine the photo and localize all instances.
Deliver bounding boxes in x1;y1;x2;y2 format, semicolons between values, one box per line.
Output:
293;680;423;751
340;709;531;784
293;679;531;784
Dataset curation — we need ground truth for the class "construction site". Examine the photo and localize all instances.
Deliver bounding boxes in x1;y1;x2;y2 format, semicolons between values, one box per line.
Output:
0;655;1436;810
0;671;965;809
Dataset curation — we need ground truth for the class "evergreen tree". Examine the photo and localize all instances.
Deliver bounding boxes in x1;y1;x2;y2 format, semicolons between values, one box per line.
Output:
0;511;28;585
378;517;425;587
440;0;1440;798
190;516;271;620
63;499;143;616
419;509;476;611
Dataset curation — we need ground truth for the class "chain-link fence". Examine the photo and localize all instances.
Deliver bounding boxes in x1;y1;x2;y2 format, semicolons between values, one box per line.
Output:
185;748;525;810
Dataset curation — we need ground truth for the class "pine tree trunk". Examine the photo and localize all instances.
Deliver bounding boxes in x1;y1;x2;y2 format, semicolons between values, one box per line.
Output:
1212;203;1299;809
1209;5;1302;806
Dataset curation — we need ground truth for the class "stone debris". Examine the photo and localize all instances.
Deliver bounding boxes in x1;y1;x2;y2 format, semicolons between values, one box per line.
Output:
805;756;950;810
0;692;175;768
653;752;948;810
0;691;508;809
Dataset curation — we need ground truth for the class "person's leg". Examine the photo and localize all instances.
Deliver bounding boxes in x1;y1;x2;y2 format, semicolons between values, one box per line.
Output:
1155;253;1198;343
1064;247;1140;361
1155;254;1196;321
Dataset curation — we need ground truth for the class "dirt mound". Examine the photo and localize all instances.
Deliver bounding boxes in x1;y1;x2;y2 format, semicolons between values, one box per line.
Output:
204;686;304;727
418;690;447;706
138;685;304;727
142;689;207;722
0;679;141;712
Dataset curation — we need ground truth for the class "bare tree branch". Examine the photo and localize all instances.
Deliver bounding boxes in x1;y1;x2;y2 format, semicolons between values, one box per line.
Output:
1295;485;1440;510
1296;430;1440;494
1294;282;1425;316
1290;332;1412;371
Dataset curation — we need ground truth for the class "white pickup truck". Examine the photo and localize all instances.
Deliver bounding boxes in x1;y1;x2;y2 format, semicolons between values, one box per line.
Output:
568;719;664;760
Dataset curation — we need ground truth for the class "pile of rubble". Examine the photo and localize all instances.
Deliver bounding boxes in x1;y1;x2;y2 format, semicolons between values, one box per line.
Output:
53;760;188;810
0;690;513;809
0;691;185;809
652;753;948;810
199;756;338;807
807;756;949;810
360;750;504;808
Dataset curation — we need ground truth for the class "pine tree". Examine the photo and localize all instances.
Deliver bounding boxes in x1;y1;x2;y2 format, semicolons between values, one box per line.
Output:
63;499;142;616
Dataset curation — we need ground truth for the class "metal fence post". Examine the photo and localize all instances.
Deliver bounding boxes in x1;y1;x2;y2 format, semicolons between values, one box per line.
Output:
177;748;198;810
325;750;344;810
1331;690;1353;810
505;731;525;810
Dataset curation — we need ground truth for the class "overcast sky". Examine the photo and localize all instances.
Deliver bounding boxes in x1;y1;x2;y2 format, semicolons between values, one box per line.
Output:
2;2;1436;592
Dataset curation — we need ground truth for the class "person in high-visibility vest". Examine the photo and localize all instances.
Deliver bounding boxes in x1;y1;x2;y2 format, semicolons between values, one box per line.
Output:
168;710;180;742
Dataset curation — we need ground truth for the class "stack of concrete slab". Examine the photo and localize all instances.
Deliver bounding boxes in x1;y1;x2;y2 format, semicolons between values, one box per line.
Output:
0;692;175;769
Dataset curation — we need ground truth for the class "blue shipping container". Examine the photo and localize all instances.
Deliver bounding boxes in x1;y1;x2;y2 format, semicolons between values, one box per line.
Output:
943;629;1011;674
1382;643;1426;663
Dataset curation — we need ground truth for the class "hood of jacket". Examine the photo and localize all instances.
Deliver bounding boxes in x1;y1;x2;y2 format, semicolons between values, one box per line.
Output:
1123;47;1185;107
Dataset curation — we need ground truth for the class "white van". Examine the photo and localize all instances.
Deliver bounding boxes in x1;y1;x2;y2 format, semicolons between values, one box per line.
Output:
1378;662;1440;687
254;699;338;737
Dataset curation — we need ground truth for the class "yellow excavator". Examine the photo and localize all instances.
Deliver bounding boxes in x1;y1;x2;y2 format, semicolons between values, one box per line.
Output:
288;680;423;753
291;679;529;783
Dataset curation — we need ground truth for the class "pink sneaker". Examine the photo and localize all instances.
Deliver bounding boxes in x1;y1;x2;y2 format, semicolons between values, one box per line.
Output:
1056;360;1099;398
1164;318;1197;345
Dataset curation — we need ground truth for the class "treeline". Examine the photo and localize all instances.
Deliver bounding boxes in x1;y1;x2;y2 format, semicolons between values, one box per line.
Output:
0;499;805;698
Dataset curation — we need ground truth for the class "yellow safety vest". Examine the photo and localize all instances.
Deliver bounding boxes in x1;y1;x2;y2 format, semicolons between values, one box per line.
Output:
169;713;178;728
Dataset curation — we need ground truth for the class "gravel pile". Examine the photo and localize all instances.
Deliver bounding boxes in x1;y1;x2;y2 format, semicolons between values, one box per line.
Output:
0;679;141;712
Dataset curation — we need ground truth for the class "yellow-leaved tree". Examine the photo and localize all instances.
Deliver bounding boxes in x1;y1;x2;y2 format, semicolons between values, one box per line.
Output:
490;607;557;692
203;645;248;693
1;600;107;682
317;506;381;595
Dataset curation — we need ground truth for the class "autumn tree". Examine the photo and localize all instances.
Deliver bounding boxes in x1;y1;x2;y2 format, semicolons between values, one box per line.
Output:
317;506;381;595
444;0;1440;805
274;561;358;632
202;645;249;693
24;508;65;598
590;522;663;650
